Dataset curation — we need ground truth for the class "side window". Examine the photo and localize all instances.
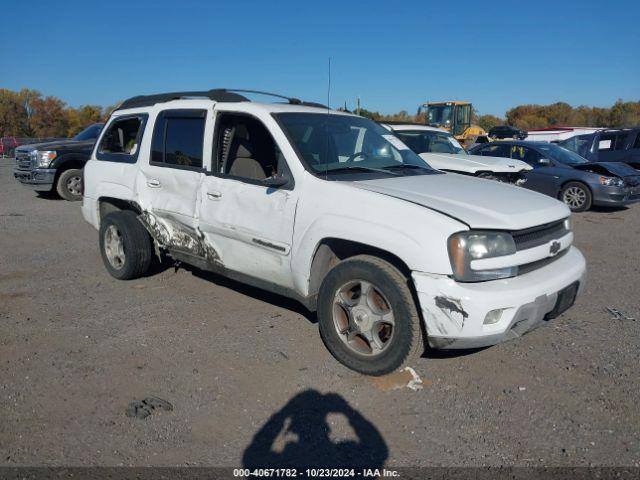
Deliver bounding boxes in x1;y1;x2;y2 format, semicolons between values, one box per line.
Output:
614;133;629;151
633;133;640;150
97;115;146;162
478;144;510;158
151;110;206;169
598;133;616;151
395;132;423;153
215;113;292;186
511;146;542;165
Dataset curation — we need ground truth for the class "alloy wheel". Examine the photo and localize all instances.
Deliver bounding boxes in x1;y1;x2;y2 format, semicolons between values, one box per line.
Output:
563;186;586;209
332;280;395;356
104;225;125;269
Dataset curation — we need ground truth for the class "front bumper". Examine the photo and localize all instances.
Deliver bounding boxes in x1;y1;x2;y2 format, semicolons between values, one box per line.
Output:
13;168;56;191
412;246;586;349
592;184;640;206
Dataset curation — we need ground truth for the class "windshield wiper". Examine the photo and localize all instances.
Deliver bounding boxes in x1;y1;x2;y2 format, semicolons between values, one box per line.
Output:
325;165;400;176
382;164;435;173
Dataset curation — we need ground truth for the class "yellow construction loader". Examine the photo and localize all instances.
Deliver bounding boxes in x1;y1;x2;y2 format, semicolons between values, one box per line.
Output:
421;101;489;147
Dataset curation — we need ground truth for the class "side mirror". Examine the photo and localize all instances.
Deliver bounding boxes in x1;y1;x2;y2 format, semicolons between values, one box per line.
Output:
261;173;290;188
538;158;551;166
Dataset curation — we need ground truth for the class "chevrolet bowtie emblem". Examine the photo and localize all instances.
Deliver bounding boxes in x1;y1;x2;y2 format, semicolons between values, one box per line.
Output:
549;241;561;256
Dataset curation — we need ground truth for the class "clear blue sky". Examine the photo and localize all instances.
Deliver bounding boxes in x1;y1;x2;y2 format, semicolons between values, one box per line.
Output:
1;0;638;116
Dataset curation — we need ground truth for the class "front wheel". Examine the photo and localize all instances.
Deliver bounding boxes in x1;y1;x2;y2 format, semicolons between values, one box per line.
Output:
561;182;592;212
317;255;424;376
56;168;83;201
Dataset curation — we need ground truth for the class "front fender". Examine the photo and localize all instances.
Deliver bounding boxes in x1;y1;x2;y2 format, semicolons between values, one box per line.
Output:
50;153;88;170
291;212;455;296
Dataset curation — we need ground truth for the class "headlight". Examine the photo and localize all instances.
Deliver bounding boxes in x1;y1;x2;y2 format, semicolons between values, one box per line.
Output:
599;176;624;187
563;217;572;231
30;150;57;168
448;231;517;282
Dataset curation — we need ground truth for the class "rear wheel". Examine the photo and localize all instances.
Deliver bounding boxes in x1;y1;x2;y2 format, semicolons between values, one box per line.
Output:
561;182;592;212
56;168;83;201
99;211;152;280
317;255;424;376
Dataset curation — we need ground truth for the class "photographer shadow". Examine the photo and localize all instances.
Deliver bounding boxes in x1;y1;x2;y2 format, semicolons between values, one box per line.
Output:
242;390;388;470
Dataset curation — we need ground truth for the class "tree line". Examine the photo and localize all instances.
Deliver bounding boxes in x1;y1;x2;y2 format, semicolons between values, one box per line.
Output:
351;100;640;132
1;88;638;138
0;88;115;138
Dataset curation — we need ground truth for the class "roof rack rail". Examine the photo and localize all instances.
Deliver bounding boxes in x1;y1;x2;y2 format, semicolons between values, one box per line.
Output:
116;88;327;110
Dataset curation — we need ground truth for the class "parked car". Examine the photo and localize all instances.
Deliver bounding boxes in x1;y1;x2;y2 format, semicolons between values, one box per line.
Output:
488;125;527;140
382;123;531;184
0;137;19;157
13;123;104;201
558;128;640;169
82;89;585;376
470;141;640;212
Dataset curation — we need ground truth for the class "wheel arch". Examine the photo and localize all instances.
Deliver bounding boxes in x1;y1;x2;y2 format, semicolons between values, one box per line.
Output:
558;178;593;199
52;155;86;189
307;237;413;301
98;196;142;224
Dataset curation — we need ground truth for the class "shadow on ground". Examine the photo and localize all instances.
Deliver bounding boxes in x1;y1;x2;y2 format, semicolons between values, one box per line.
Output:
242;390;388;469
156;261;317;323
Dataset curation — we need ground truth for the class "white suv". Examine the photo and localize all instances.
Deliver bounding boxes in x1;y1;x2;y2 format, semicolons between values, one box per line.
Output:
82;89;586;376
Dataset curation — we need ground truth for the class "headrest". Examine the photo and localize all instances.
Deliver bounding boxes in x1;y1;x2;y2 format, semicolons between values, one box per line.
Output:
234;141;253;158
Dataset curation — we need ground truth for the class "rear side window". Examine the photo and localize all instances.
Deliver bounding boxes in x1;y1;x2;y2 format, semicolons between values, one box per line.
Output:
151;109;206;169
97;115;147;163
632;132;640;150
598;132;628;151
511;145;542;165
477;144;510;158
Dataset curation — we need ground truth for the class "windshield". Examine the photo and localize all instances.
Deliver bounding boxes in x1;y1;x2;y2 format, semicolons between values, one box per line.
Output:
537;143;589;165
426;105;452;127
394;130;466;155
73;124;103;141
558;135;592;158
275;113;436;178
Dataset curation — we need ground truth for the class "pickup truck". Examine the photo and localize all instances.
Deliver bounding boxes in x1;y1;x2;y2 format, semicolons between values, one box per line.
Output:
13;123;103;201
558;128;640;170
81;89;586;376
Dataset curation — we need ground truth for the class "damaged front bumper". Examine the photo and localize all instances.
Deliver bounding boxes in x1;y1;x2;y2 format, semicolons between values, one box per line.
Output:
592;184;640;206
412;246;586;349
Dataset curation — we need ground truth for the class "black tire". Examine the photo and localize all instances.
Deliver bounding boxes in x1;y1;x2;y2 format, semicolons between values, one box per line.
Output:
56;168;83;201
560;181;592;212
99;211;153;280
317;255;424;376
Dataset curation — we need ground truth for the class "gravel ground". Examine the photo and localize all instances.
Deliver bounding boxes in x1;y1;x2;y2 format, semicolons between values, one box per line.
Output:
1;157;639;468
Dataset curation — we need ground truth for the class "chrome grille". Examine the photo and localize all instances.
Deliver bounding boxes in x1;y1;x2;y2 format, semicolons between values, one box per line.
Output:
15;151;32;171
512;220;568;251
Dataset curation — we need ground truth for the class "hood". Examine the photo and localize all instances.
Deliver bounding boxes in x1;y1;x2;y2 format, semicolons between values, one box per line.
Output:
351;173;569;230
419;152;532;173
575;161;640;178
16;140;60;152
16;139;95;153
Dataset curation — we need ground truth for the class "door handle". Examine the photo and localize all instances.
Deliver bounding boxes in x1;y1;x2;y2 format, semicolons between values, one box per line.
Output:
207;191;222;200
147;179;161;188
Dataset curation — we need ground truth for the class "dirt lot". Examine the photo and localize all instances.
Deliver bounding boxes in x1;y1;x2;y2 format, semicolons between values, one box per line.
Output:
1;156;639;468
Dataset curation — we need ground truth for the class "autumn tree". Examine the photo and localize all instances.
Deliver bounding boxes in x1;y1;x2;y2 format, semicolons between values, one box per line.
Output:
66;105;103;136
477;114;504;131
29;96;69;137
